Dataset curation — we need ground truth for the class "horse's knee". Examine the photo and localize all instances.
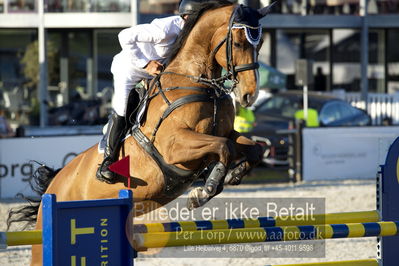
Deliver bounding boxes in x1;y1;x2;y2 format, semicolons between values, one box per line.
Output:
247;143;263;164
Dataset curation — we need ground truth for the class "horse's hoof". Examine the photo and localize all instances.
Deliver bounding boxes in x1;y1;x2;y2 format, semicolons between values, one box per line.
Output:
187;187;210;210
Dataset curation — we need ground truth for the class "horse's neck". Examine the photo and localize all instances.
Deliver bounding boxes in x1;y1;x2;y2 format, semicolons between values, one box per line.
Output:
166;8;230;79
166;34;213;77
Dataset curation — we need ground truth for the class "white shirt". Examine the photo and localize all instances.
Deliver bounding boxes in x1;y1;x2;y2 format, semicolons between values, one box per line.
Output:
110;15;184;116
115;15;184;69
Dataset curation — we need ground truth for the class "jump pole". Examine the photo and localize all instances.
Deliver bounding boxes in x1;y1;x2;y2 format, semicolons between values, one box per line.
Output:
0;210;380;249
134;210;380;233
0;210;380;248
133;221;399;249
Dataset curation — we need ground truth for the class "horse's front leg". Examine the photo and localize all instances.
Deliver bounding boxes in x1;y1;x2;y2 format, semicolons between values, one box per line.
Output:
224;130;264;185
158;129;236;209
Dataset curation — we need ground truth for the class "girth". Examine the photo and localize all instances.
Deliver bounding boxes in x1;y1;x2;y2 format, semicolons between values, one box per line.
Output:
132;126;196;195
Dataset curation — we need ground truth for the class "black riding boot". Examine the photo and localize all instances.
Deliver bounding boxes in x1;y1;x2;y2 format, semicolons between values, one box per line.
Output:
96;113;126;183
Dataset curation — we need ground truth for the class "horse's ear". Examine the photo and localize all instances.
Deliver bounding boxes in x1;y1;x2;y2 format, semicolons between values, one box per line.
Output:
257;0;279;17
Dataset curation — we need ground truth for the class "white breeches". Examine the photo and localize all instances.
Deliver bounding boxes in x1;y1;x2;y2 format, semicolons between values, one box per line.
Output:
111;55;153;116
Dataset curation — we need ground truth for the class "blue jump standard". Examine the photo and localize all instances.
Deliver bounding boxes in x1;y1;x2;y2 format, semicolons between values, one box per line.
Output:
42;190;135;266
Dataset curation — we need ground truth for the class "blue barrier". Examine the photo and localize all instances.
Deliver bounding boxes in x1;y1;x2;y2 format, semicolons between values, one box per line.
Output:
41;190;134;266
378;136;399;265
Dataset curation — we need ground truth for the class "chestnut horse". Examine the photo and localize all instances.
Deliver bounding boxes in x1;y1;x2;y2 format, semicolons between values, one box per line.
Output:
10;2;273;265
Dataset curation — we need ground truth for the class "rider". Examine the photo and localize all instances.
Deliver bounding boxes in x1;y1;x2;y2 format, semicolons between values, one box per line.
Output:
96;0;207;183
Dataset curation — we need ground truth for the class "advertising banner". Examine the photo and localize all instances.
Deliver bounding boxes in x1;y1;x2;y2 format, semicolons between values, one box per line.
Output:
0;135;101;198
302;127;399;180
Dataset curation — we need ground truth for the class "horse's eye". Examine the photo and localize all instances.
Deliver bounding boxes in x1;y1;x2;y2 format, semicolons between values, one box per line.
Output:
234;42;242;48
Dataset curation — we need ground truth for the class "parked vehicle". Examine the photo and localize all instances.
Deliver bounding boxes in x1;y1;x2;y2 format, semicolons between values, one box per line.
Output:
243;90;371;167
48;99;107;126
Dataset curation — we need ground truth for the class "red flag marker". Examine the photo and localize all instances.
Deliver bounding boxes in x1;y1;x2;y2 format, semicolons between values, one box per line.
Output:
109;156;131;187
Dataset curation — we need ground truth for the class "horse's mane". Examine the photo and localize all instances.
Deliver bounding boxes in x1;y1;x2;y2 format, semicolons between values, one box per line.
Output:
166;0;233;64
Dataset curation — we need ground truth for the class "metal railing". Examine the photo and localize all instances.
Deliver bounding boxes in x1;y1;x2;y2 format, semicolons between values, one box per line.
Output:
331;90;399;125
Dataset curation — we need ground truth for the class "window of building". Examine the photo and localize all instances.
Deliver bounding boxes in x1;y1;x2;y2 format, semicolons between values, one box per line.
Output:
258;31;272;66
276;29;330;91
140;0;179;15
369;29;385;93
67;31;91;99
260;0;301;14
94;30;120;92
0;29;37;90
46;0;130;12
331;29;385;93
47;0;87;12
91;0;130;12
332;29;360;91
8;0;36;12
0;29;37;125
44;30;113;126
387;29;399;94
373;0;399;14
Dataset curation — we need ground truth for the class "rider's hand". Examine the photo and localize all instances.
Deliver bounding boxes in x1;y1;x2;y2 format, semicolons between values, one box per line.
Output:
143;60;164;76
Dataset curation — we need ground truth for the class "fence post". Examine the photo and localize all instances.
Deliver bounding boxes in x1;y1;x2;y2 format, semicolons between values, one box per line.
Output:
287;120;296;183
293;120;304;182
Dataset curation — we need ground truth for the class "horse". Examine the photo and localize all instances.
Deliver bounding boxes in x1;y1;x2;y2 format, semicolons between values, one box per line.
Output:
9;2;273;265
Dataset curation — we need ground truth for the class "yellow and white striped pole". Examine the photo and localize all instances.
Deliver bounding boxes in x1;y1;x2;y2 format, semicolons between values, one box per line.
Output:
134;221;399;249
134;211;380;233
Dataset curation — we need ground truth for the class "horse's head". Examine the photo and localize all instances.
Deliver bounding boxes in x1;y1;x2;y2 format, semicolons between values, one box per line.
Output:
165;1;276;107
212;4;273;107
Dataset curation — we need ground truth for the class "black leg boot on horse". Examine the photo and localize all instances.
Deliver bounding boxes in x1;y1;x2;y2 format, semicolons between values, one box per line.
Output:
96;112;127;184
187;162;227;210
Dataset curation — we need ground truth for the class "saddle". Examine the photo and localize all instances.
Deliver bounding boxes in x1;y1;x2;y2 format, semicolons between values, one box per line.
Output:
98;83;148;153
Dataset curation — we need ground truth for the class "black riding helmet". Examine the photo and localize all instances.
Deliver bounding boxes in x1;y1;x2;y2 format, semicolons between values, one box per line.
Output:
178;0;206;16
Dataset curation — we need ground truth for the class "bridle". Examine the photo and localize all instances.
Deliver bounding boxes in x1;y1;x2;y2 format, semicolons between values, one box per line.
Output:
160;4;260;95
223;5;260;87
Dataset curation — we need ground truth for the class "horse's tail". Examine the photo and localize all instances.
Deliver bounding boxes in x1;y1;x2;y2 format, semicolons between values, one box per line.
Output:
7;163;61;230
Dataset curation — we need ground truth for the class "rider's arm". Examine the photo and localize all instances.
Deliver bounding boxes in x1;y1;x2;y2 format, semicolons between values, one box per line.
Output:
118;16;183;68
117;24;158;68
